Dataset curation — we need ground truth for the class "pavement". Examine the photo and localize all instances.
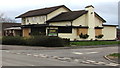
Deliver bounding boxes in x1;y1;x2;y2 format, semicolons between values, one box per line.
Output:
1;44;118;50
1;45;119;66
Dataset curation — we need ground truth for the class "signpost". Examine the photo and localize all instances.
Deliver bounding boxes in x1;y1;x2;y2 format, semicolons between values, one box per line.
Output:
48;29;58;36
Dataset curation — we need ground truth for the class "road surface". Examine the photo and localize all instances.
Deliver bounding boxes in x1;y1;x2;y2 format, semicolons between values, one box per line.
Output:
2;46;119;66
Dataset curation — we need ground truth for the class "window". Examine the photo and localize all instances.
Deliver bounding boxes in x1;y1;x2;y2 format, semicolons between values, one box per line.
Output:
77;28;88;35
32;17;35;22
58;27;72;33
39;16;45;22
22;18;26;24
95;29;102;36
27;19;29;22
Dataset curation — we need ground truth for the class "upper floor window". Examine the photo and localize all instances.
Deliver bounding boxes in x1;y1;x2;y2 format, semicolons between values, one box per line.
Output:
27;19;29;22
39;16;45;22
22;18;26;25
32;17;35;22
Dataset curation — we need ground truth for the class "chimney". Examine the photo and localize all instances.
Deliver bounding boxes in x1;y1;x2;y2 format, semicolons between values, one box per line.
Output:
85;5;95;16
85;5;94;10
85;5;95;40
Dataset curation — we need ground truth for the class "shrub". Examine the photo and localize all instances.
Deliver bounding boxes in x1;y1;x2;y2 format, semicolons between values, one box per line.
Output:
95;34;104;39
62;38;70;45
2;36;68;47
44;36;64;47
79;33;89;39
2;36;25;45
26;36;65;47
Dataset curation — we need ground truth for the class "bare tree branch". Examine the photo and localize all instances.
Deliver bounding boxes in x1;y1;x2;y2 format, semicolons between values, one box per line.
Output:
0;12;16;23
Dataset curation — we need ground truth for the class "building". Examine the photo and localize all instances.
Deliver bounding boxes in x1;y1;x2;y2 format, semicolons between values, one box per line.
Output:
0;23;21;36
117;28;120;40
16;5;117;41
4;26;22;36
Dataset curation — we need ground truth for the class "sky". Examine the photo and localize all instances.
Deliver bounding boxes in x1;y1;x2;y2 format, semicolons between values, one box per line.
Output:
0;0;119;25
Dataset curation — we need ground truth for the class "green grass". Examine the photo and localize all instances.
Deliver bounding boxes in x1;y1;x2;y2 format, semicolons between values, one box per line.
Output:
109;53;120;58
70;41;120;46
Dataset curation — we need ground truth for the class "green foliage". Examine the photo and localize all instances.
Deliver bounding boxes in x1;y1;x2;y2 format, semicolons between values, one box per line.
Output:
95;34;104;38
2;36;66;47
43;36;64;47
2;36;25;45
70;41;119;46
109;53;120;58
79;33;89;39
25;36;65;47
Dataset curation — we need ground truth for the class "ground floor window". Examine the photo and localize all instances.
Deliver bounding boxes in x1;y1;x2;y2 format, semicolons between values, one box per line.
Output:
77;28;88;35
95;29;102;36
58;27;72;33
31;27;46;35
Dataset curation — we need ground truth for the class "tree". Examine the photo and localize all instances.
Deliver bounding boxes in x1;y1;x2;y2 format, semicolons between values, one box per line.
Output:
0;12;16;23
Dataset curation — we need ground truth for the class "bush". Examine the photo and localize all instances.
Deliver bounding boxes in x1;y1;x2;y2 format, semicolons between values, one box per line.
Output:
95;34;104;39
62;38;70;45
79;33;89;39
26;36;65;47
2;36;25;45
2;36;68;47
44;36;64;47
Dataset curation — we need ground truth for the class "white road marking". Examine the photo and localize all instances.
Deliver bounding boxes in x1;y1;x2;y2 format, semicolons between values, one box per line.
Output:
33;55;39;57
39;54;48;58
72;52;98;55
82;61;90;64
86;60;96;63
72;52;83;55
74;59;79;62
85;52;98;54
27;54;32;56
52;56;59;59
96;62;106;65
16;53;20;54
105;63;119;66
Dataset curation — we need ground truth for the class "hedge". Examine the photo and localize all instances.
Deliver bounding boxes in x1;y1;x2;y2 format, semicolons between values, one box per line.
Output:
2;36;67;47
2;36;25;45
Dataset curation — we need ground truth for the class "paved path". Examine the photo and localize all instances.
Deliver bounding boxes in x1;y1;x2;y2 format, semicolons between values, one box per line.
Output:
2;45;119;66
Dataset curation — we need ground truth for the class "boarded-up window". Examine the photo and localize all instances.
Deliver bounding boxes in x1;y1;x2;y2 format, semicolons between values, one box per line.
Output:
95;29;102;36
77;28;88;35
23;28;30;37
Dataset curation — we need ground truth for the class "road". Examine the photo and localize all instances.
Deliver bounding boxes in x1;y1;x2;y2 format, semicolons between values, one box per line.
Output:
2;46;119;66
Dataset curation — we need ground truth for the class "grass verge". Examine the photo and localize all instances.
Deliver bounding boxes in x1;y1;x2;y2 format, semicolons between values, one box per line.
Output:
70;41;120;46
108;53;120;58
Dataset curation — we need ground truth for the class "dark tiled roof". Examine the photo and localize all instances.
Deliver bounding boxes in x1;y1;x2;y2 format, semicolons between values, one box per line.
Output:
102;24;118;26
47;10;88;22
49;26;89;28
21;24;88;28
85;5;94;8
1;23;21;29
16;5;71;18
21;24;48;28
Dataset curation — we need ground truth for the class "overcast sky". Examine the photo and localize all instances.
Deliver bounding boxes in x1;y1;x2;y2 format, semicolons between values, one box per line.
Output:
0;0;119;25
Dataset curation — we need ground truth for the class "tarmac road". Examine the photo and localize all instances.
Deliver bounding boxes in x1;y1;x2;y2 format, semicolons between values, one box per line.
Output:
2;45;119;66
